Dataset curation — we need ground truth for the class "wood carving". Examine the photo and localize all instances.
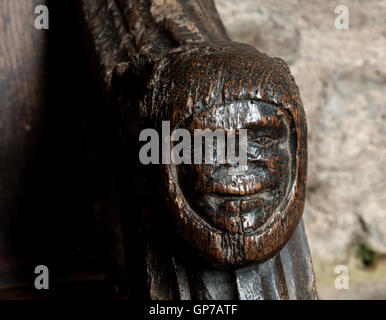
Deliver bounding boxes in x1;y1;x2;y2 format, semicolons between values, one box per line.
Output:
78;0;318;299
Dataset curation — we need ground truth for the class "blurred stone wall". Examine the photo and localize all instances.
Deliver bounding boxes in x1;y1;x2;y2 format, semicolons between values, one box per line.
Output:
214;0;386;298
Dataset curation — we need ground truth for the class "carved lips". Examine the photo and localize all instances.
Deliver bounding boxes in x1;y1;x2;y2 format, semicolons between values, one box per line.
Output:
203;174;269;234
205;175;263;196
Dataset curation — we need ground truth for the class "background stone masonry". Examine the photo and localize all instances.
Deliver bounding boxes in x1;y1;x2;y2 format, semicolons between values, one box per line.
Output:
214;0;386;299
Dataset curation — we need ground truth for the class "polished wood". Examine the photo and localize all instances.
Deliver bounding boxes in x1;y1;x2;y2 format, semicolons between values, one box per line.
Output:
0;0;48;290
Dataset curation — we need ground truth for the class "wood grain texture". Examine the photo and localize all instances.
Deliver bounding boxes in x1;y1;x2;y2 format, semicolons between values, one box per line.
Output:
0;0;129;298
0;0;48;275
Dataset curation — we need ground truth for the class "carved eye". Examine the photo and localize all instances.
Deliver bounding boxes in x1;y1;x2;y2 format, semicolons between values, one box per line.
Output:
249;135;276;147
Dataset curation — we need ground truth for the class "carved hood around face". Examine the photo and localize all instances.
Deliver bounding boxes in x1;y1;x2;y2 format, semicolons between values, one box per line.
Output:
141;41;307;268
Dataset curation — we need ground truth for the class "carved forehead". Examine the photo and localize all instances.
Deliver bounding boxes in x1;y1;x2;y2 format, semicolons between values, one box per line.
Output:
146;42;303;129
183;100;291;130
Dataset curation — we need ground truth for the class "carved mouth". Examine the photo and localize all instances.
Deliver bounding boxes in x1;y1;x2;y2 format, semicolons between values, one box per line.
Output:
211;191;273;202
203;189;274;235
203;175;264;196
193;176;276;234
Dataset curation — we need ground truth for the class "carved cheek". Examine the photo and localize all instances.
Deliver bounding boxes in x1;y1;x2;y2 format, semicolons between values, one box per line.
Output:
256;140;291;189
190;164;215;193
265;156;288;189
177;163;216;197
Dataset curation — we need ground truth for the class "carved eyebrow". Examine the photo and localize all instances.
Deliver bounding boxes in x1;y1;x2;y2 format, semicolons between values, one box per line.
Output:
243;115;284;128
201;117;285;132
213;100;286;128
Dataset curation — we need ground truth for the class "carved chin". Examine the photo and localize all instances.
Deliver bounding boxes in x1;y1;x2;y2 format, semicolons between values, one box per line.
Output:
164;164;304;268
199;194;274;235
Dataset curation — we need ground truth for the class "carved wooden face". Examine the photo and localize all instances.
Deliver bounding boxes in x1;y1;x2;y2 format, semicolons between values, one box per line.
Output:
177;101;295;236
151;42;307;267
164;100;301;268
